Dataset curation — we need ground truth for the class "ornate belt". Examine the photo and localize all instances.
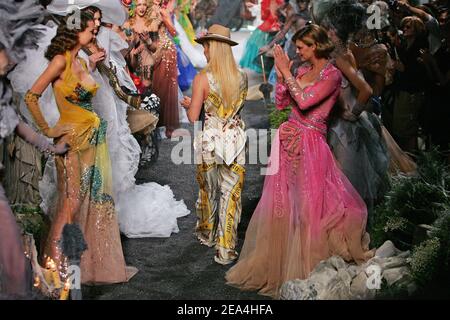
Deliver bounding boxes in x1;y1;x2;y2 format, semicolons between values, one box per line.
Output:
289;112;327;135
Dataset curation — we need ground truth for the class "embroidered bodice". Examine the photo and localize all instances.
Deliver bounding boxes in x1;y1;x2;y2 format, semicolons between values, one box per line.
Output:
275;62;342;131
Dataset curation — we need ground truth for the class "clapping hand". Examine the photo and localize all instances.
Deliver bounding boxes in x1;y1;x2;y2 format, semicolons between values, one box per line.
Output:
88;48;106;70
273;44;293;81
139;32;152;46
90;48;106;63
180;96;191;109
341;109;358;122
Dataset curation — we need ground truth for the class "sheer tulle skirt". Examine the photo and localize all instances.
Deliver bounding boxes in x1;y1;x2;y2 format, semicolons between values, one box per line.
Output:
174;19;207;69
327;112;390;204
46;124;130;285
225;120;373;298
239;29;273;74
381;126;417;175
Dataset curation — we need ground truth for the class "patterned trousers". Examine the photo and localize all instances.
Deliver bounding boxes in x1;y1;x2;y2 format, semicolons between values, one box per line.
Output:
195;161;245;264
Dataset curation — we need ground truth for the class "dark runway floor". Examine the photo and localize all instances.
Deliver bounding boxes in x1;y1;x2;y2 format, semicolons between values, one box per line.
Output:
82;99;271;300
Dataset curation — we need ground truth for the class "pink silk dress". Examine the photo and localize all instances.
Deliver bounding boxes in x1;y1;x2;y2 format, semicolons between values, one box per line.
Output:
225;63;374;298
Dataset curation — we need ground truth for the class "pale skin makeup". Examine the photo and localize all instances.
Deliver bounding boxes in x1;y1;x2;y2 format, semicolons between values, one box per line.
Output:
325;29;373;115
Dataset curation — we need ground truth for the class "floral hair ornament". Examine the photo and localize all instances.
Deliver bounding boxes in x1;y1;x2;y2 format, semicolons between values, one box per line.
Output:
121;0;136;17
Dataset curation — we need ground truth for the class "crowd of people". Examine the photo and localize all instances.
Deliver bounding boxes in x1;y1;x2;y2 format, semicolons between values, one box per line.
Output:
0;0;449;300
243;0;450;159
226;0;449;298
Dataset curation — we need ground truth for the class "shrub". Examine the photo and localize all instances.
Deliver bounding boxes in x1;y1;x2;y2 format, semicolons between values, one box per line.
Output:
11;205;49;249
410;238;441;286
268;104;291;129
371;150;450;250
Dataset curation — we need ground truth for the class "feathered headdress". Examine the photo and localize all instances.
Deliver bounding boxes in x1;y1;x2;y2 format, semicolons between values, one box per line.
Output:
122;0;137;18
0;0;45;137
0;0;45;63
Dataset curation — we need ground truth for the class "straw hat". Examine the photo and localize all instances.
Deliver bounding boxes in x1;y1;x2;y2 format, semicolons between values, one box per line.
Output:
127;109;158;134
195;24;238;46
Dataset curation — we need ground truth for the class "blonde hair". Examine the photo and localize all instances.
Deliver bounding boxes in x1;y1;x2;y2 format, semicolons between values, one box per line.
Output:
205;40;240;112
129;0;156;27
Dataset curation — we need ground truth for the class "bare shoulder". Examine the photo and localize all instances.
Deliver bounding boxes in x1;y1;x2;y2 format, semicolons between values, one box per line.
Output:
30;53;66;92
194;72;208;85
45;54;66;77
335;54;350;68
192;72;209;97
50;54;66;70
336;53;355;70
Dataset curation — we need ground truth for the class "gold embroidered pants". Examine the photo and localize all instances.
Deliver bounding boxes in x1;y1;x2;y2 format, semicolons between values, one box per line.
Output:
195;161;245;264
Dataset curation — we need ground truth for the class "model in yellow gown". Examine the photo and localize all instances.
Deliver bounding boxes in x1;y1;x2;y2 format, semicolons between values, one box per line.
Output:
25;51;136;284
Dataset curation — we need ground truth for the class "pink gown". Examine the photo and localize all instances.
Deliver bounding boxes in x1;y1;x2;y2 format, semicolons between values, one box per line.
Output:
225;63;374;298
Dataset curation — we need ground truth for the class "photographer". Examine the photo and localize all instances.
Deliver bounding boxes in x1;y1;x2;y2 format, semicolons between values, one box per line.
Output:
391;15;429;153
394;0;442;54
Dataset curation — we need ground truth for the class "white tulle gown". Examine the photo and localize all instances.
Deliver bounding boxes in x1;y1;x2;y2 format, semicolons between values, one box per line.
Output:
174;19;207;69
9;22;190;238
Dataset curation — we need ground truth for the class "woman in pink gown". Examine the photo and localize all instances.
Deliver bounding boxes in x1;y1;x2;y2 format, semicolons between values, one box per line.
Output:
225;24;374;298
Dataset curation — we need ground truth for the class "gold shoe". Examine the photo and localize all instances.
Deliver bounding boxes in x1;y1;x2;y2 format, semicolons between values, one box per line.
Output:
214;250;238;265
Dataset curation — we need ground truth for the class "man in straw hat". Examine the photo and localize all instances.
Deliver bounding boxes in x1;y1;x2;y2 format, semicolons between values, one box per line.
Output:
181;24;248;265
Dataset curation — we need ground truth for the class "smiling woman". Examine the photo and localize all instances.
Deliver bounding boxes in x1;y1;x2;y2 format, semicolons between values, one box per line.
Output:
226;24;374;298
24;11;137;285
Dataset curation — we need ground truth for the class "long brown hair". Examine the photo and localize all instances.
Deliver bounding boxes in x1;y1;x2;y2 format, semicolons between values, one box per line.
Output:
45;8;96;61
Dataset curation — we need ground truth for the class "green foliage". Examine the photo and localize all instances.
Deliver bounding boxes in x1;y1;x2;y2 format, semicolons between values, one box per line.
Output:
375;279;411;300
12;204;45;239
268;103;291;129
371;151;450;250
390;179;444;225
428;210;450;282
416;148;450;190
410;238;441;286
371;150;450;297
